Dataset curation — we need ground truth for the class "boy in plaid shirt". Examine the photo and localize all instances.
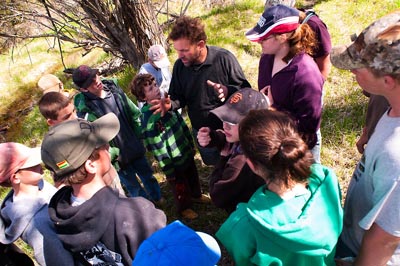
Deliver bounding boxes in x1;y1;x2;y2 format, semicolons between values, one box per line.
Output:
130;74;210;219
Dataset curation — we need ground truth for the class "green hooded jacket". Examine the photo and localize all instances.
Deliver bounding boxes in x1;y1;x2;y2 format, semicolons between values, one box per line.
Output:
74;79;142;165
216;164;343;266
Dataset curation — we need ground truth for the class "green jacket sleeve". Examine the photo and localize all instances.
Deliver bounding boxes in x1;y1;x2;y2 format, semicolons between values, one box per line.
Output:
125;95;143;138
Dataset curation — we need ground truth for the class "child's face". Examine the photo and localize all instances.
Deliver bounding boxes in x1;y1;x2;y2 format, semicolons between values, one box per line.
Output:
96;144;112;177
56;103;77;123
143;80;161;103
223;121;239;143
48;103;77;126
15;164;44;186
82;74;103;96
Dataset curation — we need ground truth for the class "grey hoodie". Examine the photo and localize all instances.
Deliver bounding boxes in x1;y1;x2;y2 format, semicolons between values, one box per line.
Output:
0;180;74;266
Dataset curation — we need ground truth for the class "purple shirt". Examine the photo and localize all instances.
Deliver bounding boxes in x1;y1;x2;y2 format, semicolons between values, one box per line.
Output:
258;53;324;148
306;14;332;58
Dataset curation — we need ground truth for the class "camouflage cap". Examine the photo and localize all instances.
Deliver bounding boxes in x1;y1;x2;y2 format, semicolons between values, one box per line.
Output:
331;11;400;74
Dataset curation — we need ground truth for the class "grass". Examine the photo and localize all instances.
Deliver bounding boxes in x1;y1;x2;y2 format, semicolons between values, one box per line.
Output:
0;0;399;265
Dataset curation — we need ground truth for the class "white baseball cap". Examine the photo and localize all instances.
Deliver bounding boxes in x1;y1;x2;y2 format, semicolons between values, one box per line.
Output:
148;45;170;68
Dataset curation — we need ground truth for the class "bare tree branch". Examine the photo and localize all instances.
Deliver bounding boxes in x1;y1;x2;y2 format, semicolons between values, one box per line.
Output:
0;0;169;69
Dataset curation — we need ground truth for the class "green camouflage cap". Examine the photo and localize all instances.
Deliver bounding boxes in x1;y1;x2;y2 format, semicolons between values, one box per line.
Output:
331;11;400;74
41;113;120;178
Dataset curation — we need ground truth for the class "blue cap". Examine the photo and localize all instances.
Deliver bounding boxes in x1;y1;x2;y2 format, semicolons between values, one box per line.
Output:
246;4;299;42
132;220;221;266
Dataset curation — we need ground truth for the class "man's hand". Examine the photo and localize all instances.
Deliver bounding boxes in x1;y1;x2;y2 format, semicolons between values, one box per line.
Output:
356;127;368;154
150;92;171;117
207;80;227;102
197;127;211;147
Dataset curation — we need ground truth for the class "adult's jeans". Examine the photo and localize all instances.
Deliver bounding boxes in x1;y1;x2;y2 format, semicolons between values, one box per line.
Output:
118;156;161;201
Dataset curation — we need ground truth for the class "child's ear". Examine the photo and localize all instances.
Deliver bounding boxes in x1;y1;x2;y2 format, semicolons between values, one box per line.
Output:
47;119;56;126
10;173;20;185
84;159;97;174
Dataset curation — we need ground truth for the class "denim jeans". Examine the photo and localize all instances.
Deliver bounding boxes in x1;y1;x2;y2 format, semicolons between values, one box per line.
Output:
192;128;220;166
118;156;161;201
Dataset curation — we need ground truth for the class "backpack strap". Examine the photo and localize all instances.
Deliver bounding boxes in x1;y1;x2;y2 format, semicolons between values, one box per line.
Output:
302;9;316;24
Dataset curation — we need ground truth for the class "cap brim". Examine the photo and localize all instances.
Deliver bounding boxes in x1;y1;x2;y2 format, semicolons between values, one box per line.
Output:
196;232;221;263
153;57;170;68
210;105;242;124
246;15;299;42
331;44;366;70
245;27;262;42
20;147;42;169
91;113;120;148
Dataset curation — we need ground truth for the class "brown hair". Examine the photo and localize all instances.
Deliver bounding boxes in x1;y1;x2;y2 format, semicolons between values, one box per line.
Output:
239;109;313;187
38;92;72;120
370;67;400;82
51;148;101;186
168;16;207;44
281;22;317;63
129;73;155;102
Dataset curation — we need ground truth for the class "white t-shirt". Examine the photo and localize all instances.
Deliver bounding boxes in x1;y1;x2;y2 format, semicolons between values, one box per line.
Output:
341;109;400;265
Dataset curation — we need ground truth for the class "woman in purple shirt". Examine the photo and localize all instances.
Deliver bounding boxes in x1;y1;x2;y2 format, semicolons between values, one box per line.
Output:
246;4;324;163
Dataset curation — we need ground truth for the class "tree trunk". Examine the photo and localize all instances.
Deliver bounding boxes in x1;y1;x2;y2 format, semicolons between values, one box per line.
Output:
79;0;166;68
0;0;168;69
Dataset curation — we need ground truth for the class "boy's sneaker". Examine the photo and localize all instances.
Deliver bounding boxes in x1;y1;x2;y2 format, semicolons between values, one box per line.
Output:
181;208;198;219
191;194;211;204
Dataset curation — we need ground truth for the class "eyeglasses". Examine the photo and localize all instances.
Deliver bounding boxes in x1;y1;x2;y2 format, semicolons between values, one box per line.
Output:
222;121;237;129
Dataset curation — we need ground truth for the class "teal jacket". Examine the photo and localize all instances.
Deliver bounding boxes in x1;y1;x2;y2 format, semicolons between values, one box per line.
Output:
216;164;343;266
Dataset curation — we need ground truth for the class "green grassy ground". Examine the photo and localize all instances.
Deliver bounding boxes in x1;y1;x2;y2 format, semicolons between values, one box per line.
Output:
0;0;399;265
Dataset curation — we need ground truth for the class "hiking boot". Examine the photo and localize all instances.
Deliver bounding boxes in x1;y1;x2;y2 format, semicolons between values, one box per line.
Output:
181;208;198;219
191;194;212;204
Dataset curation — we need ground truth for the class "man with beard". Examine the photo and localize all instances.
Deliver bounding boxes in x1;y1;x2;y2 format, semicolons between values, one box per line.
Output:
150;16;250;166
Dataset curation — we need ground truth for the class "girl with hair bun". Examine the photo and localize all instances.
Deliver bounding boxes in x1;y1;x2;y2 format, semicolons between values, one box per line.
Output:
216;109;343;266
